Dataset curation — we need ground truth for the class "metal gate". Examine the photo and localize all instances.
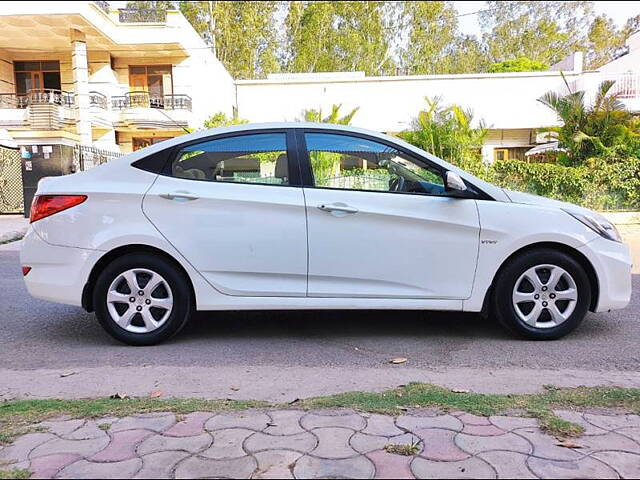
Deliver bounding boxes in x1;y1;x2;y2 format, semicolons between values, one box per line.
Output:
0;147;23;214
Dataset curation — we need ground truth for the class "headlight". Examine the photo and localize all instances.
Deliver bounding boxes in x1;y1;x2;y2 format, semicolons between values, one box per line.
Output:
563;209;622;243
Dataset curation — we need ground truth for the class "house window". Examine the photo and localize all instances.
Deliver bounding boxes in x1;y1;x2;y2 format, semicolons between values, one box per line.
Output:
494;148;509;162
132;137;172;151
129;65;173;107
14;61;61;94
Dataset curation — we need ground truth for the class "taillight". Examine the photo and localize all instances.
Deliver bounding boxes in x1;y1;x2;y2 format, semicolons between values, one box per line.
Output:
22;266;32;276
30;195;87;223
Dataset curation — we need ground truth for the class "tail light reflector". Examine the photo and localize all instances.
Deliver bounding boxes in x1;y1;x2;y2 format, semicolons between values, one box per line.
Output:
30;195;87;223
22;266;32;276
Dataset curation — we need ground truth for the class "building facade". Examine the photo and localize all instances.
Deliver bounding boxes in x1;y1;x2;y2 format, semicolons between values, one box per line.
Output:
0;1;638;214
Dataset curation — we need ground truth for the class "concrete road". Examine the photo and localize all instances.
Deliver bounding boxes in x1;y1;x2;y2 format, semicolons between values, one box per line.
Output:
0;230;638;401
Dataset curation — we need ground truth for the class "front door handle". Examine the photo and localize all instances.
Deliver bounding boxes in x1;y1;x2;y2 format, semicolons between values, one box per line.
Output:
159;191;199;201
318;203;359;214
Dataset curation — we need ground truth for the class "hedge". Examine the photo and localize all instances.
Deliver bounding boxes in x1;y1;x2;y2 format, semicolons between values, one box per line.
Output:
486;158;640;211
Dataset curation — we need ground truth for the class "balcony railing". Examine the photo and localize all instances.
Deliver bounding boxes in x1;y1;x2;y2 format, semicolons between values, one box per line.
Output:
602;73;640;99
89;91;108;109
111;92;192;111
93;0;110;14
0;90;74;109
118;8;167;23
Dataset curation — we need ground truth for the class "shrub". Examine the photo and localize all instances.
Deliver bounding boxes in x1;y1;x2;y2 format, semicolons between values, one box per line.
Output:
488;57;548;73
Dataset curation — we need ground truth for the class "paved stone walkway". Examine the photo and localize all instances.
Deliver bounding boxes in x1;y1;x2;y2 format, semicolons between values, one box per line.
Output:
1;409;639;478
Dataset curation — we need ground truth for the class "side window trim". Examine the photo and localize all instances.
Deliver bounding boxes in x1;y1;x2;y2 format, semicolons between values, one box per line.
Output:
158;129;304;187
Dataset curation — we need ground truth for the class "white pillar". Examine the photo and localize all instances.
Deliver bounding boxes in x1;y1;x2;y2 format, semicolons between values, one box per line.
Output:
71;29;91;145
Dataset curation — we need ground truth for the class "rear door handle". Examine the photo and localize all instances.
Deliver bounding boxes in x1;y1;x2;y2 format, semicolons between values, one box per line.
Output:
318;203;359;214
159;191;199;201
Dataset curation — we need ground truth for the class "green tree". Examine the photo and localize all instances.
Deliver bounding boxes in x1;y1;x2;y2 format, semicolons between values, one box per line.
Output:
300;104;359;125
179;1;280;79
203;111;248;129
397;1;488;75
488;57;549;73
284;1;395;75
479;1;594;65
538;78;640;165
585;14;640;70
399;97;488;174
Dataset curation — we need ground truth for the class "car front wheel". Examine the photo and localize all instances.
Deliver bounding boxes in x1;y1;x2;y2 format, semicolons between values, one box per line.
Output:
492;249;592;340
93;253;193;346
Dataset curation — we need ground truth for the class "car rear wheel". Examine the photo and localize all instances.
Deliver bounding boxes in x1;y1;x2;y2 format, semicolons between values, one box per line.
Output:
492;249;591;340
93;253;193;346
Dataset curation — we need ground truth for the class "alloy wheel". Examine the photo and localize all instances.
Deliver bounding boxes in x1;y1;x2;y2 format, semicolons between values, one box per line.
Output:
512;264;578;329
106;268;173;333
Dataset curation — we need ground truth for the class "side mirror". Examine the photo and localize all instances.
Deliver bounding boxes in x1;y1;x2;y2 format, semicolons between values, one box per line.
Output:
445;171;467;192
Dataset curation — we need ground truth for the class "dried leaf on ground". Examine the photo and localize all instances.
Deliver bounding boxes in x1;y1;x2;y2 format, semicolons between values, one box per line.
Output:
556;440;583;449
149;390;163;398
110;392;129;400
60;372;77;378
389;357;408;364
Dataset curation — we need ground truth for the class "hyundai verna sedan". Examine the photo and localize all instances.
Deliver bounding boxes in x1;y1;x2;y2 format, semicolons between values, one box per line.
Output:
20;123;632;345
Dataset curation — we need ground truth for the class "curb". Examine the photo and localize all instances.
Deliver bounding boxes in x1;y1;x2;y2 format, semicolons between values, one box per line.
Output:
0;227;27;245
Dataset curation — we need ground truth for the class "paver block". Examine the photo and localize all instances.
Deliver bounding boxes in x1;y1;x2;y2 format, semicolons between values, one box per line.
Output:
461;424;505;436
205;412;270;432
245;431;316;454
477;451;537;479
163;412;213;438
294;454;375;479
175;455;257;479
488;416;538;431
311;427;359;459
553;410;608;436
264;410;306;436
38;419;84;437
367;450;414;479
411;456;496;479
579;431;640;454
301;412;366;431
28;453;81;479
253;449;302;479
200;428;253;459
91;429;152;463
583;413;639;431
361;415;404;437
137;432;211;455
527;455;619;479
455;431;532;456
110;414;176;433
617;427;640;444
396;415;463;433
457;413;491;426
514;428;583;460
413;429;469;461
134;450;190;479
350;433;390;454
0;433;56;464
591;451;640;479
62;421;109;441
30;436;109;460
57;458;142;479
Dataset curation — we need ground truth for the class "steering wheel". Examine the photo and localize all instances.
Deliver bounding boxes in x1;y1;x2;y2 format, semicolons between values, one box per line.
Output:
389;176;405;192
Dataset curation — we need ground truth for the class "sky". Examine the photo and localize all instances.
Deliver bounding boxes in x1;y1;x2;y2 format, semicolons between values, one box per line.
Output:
454;1;640;37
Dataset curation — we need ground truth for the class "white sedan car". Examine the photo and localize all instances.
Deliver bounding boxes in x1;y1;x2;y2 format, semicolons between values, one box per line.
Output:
21;123;632;345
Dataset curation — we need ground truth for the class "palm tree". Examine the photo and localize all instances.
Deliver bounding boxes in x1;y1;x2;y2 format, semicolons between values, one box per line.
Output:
538;79;637;165
301;104;360;125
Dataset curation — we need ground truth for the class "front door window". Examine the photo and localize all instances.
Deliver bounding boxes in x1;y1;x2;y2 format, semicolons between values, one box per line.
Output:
129;66;173;108
14;61;61;94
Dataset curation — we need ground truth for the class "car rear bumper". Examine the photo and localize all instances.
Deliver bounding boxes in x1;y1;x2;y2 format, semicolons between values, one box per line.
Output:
19;227;99;307
579;236;633;312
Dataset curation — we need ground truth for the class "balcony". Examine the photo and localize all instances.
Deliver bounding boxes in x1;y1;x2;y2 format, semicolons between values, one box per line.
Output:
118;8;167;23
111;92;192;111
601;73;640;112
0;90;75;109
89;91;108;110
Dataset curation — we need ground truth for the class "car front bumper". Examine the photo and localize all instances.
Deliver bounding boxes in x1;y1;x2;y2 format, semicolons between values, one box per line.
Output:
579;236;633;312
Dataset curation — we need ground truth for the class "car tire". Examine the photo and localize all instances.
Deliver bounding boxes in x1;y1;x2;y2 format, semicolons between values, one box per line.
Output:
492;248;591;340
93;253;194;346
